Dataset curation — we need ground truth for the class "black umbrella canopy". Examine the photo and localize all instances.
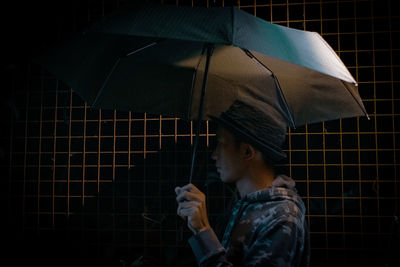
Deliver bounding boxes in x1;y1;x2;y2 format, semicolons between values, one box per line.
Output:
37;3;370;182
38;3;368;128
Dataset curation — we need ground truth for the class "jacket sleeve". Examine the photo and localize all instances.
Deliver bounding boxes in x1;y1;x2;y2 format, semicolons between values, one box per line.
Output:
188;216;304;267
188;228;233;267
243;216;304;267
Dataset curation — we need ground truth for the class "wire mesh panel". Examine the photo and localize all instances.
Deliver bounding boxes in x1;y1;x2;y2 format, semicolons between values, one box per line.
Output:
1;0;398;266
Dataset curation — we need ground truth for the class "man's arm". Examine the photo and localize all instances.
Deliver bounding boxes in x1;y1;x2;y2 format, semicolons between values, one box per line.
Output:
188;228;232;267
187;215;305;267
243;217;305;266
176;184;233;266
175;184;211;234
175;184;306;267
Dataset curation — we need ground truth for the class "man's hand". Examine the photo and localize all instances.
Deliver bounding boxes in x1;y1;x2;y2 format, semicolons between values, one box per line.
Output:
175;183;211;235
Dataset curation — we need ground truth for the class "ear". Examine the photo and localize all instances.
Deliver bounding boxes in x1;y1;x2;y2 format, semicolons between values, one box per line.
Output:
241;143;256;161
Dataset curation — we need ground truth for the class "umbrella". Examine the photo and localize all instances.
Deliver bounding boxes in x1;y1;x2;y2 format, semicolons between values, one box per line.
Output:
37;3;368;182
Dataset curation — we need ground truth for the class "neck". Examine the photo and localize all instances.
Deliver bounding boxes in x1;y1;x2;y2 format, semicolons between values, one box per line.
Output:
235;164;275;198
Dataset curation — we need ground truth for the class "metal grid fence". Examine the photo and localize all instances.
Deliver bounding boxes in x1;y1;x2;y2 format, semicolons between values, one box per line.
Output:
2;0;399;266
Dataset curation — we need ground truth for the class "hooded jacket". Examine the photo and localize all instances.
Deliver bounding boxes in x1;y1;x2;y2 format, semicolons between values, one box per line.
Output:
188;175;310;266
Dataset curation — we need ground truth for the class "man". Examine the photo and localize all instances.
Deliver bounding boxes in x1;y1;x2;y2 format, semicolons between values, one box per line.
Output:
175;100;309;266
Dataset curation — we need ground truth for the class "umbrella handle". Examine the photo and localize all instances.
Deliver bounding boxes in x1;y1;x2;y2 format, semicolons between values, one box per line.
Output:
189;43;214;184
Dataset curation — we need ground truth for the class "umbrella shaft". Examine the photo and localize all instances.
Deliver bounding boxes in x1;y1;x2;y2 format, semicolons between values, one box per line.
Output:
189;43;214;184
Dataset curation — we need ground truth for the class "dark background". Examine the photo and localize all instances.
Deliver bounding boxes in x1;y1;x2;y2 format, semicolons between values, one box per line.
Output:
1;0;399;266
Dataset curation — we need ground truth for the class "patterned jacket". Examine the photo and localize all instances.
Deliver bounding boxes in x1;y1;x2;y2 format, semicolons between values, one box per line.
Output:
188;175;310;266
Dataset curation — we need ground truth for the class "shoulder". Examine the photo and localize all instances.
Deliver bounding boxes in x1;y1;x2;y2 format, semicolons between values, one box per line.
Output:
249;198;304;220
247;199;305;234
275;199;304;222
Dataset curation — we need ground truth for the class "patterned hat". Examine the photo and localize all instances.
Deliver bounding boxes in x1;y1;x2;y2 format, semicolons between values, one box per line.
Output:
209;100;287;162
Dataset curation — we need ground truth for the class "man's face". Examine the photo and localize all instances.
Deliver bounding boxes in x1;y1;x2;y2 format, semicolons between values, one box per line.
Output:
211;127;246;183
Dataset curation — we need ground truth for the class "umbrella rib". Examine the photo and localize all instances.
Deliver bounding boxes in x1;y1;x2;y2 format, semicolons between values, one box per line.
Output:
314;33;357;85
92;57;121;107
341;81;370;120
231;6;235;45
272;75;296;128
125;40;161;57
242;49;296;128
92;40;163;107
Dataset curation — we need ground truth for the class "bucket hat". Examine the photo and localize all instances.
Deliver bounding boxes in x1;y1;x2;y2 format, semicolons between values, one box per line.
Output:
209;100;287;162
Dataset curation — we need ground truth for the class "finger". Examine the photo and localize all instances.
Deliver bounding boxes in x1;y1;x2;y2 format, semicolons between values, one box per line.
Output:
178;200;199;209
176;190;195;202
176;206;187;220
178;206;197;217
176;190;202;203
180;183;201;193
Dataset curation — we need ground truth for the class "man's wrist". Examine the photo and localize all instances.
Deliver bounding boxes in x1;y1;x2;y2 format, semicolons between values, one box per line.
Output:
195;226;211;235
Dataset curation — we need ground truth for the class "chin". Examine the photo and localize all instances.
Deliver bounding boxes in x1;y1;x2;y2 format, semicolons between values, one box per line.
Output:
219;176;229;183
219;173;236;184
